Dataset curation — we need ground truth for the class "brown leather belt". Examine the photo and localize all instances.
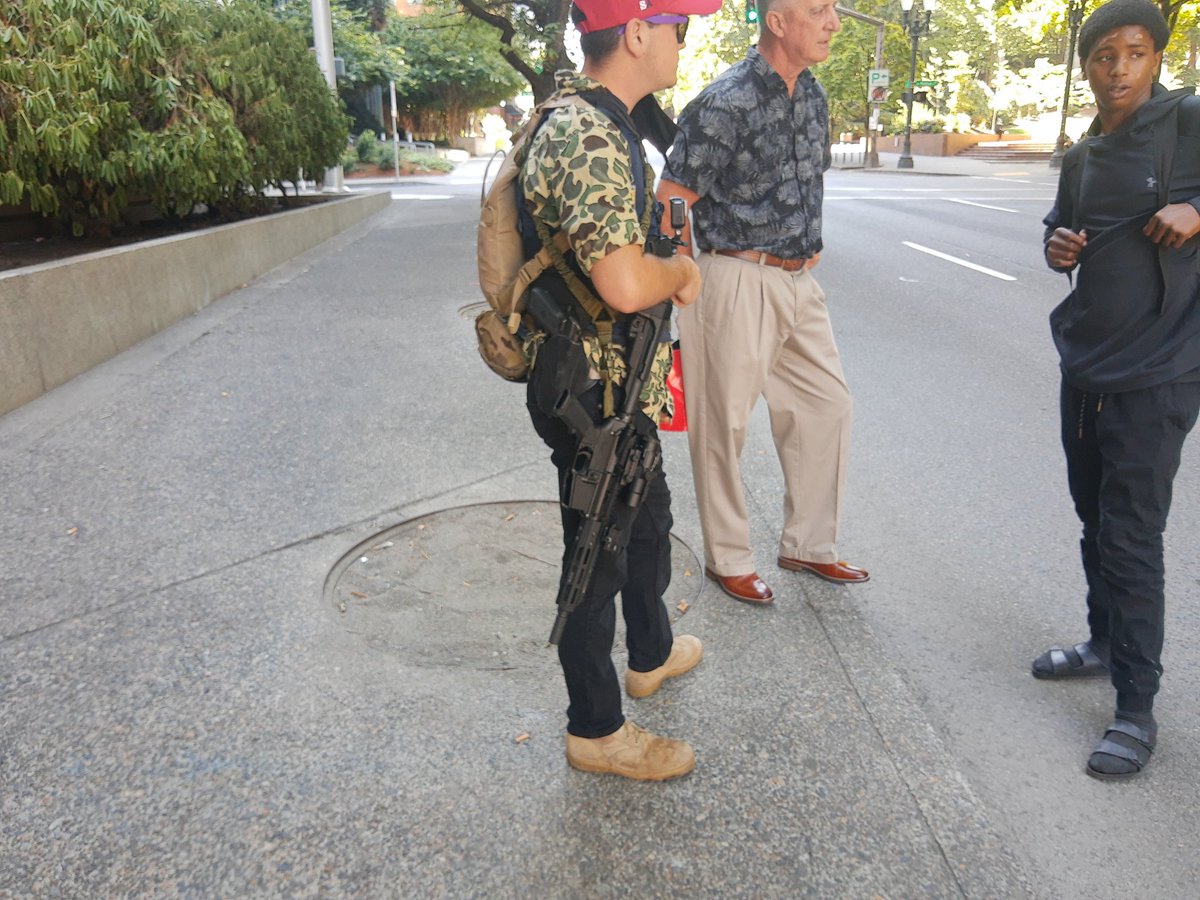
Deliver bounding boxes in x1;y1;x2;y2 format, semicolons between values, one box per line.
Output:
712;249;810;272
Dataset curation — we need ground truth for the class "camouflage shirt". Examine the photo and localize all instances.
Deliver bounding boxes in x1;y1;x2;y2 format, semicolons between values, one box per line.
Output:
521;71;673;423
662;47;830;259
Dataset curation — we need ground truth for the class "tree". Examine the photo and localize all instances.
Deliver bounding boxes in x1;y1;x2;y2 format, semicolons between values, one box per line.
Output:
1158;0;1192;35
342;0;390;31
452;0;573;102
1165;5;1199;85
267;0;405;134
270;0;400;86
388;9;526;139
916;0;1199;132
206;1;350;198
0;0;246;233
0;0;347;236
815;1;912;137
922;0;1014;129
667;0;755;110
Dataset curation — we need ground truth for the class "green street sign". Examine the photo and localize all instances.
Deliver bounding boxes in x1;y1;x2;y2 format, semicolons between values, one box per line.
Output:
913;80;938;87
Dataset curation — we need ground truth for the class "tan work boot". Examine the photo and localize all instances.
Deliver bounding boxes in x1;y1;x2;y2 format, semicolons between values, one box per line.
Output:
625;634;703;698
565;721;695;781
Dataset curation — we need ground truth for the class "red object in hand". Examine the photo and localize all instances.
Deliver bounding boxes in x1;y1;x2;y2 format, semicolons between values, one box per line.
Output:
660;345;687;432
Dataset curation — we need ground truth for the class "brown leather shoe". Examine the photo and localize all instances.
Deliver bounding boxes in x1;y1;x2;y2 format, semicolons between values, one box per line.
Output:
565;721;695;781
704;567;774;604
626;635;703;698
778;557;870;584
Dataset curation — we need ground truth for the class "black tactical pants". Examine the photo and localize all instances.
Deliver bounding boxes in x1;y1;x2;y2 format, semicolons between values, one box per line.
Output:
527;377;674;739
1061;378;1200;712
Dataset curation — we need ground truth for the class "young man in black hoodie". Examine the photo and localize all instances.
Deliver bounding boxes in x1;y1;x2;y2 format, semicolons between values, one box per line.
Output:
1038;0;1200;780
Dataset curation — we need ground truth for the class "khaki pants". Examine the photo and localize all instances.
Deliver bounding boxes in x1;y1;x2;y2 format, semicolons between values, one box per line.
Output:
679;253;852;576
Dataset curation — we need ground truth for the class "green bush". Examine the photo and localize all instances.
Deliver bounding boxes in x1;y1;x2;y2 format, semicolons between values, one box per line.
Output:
0;0;348;236
204;1;349;200
355;130;380;163
399;149;452;174
345;134;452;175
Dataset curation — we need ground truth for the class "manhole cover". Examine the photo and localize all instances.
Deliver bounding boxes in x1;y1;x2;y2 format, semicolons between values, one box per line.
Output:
325;501;703;671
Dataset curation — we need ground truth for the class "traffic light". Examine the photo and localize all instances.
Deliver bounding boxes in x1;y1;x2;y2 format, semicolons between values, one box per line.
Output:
745;0;758;24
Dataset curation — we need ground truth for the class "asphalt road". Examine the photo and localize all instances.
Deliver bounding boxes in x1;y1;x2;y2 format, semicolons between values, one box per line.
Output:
818;168;1200;897
3;157;1194;895
5;169;1029;897
398;159;1200;896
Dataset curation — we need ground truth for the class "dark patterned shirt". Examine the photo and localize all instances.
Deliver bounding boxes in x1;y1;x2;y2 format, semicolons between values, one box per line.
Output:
662;47;830;259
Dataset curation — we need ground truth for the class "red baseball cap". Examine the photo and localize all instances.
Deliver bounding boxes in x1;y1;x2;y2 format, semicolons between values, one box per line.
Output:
572;0;723;34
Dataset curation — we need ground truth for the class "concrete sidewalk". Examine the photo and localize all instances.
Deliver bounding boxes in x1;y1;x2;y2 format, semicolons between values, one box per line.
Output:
0;188;1031;896
352;145;1059;189
834;148;1058;178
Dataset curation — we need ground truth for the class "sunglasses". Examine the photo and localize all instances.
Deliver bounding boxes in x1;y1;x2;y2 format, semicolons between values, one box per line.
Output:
618;14;690;43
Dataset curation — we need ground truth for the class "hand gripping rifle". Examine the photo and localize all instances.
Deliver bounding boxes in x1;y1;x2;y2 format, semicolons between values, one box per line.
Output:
533;199;688;645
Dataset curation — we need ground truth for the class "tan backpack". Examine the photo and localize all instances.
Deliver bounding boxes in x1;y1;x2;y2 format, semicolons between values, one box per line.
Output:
475;94;610;382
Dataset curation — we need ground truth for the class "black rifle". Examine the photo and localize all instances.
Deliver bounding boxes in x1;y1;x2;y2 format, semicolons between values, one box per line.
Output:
536;198;688;645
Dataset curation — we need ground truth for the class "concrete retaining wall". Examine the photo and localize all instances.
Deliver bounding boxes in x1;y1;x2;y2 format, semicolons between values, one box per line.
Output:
876;133;1029;156
0;190;390;417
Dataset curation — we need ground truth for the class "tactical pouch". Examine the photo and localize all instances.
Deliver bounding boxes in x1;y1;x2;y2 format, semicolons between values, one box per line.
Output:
474;308;530;382
526;285;597;423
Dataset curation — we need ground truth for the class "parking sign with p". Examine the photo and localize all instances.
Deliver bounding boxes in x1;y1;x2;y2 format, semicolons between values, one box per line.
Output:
868;69;889;104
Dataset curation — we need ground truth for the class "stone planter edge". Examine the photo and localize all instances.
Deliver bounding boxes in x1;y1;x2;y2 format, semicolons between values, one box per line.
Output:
0;190;390;418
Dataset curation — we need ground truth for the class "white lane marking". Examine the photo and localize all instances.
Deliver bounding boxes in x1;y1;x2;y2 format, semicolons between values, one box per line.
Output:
828;185;1048;193
902;241;1017;281
391;193;453;200
825;195;1052;202
944;198;1019;213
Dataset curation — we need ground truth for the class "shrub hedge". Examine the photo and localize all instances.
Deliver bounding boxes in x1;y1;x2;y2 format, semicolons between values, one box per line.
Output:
0;0;349;236
340;131;453;175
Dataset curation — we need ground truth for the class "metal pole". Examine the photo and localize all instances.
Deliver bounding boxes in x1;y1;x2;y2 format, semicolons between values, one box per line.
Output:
1049;0;1082;170
390;79;401;180
869;24;884;167
898;23;918;169
835;6;887;168
311;0;343;191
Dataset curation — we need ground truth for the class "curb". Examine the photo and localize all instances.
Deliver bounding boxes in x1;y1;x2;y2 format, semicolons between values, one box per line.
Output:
0;190;390;417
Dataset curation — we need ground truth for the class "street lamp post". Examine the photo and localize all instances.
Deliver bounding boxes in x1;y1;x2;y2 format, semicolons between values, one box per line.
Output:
311;0;343;191
1048;0;1086;170
897;0;936;170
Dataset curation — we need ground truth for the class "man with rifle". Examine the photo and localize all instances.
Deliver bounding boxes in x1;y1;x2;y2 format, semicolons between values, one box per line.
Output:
521;0;720;781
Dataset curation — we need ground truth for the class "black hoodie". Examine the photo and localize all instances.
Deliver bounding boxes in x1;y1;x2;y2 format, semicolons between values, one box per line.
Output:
1043;85;1200;392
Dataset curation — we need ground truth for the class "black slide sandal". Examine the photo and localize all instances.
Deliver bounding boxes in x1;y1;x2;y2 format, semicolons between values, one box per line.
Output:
1086;719;1155;781
1031;641;1109;679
